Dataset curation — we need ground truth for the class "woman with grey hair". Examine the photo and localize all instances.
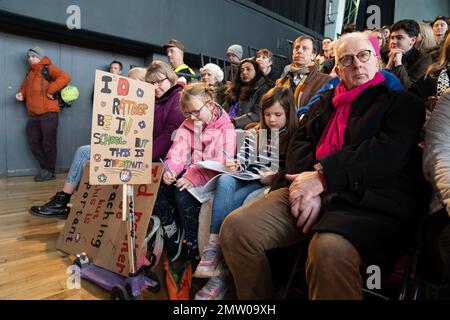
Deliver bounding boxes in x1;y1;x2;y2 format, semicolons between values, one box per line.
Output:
220;32;428;299
200;63;227;106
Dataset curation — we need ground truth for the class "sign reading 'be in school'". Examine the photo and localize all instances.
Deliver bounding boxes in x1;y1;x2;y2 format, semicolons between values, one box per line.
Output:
90;70;155;185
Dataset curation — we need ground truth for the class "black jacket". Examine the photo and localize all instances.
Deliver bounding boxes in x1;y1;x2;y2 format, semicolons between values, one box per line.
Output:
389;47;432;89
227;77;271;129
274;82;429;265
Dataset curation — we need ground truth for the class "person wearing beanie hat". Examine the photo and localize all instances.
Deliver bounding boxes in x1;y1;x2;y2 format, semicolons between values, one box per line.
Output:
16;46;70;181
28;46;45;61
200;63;227;105
226;44;243;64
225;44;244;83
163;39;195;83
200;63;224;84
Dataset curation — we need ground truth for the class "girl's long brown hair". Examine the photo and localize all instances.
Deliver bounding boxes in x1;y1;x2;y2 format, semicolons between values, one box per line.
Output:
427;32;450;78
259;87;298;152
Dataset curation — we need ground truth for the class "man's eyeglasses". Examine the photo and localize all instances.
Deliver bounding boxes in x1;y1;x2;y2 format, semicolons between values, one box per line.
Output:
149;77;168;86
183;100;210;118
338;50;374;67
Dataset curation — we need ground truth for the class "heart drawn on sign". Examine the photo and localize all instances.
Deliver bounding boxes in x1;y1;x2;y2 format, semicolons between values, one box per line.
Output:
134;130;138;134
101;101;106;108
94;166;99;172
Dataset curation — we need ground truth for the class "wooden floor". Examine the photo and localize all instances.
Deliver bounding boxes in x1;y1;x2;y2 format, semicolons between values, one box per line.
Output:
0;174;168;300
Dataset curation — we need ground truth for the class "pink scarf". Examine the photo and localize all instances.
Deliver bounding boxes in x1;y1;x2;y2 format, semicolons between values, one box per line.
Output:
315;71;385;159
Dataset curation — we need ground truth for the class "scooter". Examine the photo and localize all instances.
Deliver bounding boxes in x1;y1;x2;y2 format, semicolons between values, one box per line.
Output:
73;185;162;300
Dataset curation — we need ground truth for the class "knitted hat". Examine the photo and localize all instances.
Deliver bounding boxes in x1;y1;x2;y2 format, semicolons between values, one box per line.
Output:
163;39;185;52
227;44;243;60
28;46;44;60
200;63;224;82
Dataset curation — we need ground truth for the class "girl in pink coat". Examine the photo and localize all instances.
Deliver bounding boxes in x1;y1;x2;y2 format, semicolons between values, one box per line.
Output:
153;82;236;265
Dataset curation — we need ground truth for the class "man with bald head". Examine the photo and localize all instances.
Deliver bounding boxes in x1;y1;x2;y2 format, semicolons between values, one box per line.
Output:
220;32;428;300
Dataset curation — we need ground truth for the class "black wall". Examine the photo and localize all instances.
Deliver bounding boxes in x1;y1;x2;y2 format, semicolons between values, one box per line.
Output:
356;0;396;29
249;0;327;34
0;0;325;64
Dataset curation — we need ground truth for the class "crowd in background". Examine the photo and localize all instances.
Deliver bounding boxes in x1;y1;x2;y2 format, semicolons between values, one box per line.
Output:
20;14;450;300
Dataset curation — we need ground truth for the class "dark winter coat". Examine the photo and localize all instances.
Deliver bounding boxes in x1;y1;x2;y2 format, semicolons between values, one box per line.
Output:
152;84;185;161
225;77;272;129
273;82;429;266
389;47;432;89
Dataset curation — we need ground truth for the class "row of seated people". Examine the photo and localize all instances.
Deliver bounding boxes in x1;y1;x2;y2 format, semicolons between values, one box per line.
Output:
30;25;450;299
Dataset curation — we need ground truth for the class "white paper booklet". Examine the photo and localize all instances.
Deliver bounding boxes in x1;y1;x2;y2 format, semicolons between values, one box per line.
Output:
187;161;262;203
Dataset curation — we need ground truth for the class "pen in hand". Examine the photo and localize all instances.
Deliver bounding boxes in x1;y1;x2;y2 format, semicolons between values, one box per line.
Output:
160;158;177;184
222;150;240;172
222;149;234;160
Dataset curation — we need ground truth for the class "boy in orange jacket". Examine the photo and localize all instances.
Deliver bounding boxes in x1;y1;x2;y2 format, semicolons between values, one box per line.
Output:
16;46;70;181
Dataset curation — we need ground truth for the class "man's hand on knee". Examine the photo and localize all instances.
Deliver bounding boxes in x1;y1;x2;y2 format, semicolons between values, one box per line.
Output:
286;171;324;204
297;196;321;233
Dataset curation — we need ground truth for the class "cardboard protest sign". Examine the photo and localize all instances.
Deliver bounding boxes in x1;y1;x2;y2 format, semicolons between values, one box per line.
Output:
90;70;155;185
56;163;163;275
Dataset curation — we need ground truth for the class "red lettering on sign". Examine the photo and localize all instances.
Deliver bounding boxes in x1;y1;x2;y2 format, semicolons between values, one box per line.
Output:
117;78;129;96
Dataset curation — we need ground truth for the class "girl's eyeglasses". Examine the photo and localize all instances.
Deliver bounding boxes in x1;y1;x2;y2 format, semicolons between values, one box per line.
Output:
182;101;221;118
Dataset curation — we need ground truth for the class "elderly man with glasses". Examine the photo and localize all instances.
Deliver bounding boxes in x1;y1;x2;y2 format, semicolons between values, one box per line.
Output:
219;32;429;299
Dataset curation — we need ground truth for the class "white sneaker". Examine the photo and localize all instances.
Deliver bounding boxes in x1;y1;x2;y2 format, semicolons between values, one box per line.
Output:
194;243;223;278
194;271;231;300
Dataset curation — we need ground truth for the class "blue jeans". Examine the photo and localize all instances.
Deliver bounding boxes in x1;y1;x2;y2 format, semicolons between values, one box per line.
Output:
211;175;263;234
65;145;90;185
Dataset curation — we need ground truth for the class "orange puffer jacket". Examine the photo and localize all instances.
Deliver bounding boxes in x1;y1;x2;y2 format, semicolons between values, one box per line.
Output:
19;56;71;116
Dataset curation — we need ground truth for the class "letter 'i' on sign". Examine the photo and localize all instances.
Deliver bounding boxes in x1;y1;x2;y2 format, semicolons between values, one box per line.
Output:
101;76;113;94
366;265;381;290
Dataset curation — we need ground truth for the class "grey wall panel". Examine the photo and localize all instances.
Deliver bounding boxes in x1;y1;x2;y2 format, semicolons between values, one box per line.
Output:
394;0;449;23
0;0;327;177
1;32;144;176
0;0;319;60
0;33;5;177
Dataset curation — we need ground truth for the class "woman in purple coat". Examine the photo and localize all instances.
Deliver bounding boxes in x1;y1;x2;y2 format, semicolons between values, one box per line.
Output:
147;61;185;161
29;62;184;218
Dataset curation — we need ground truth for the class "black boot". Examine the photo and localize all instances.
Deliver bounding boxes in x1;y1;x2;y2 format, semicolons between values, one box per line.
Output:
29;191;71;218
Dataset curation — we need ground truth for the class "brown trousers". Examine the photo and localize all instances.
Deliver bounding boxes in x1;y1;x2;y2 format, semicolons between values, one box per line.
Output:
219;187;363;300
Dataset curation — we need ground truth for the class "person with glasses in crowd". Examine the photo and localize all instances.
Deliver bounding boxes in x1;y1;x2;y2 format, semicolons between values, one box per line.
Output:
194;87;298;300
220;31;429;299
152;82;236;268
29;61;184;219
